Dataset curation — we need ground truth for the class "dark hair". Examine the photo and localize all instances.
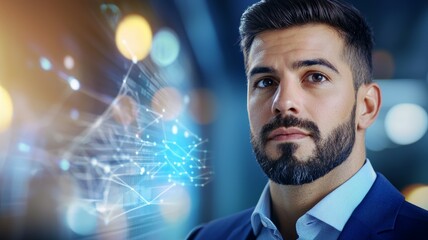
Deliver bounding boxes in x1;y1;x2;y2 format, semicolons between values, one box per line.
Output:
239;0;374;88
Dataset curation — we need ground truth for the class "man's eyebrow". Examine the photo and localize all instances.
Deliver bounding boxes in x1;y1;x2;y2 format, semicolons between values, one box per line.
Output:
248;66;277;78
292;58;339;74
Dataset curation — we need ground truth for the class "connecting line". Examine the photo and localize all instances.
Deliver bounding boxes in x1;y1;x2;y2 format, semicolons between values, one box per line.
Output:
148;183;177;204
147;162;167;177
107;202;151;224
104;175;150;205
162;154;190;179
173;119;202;140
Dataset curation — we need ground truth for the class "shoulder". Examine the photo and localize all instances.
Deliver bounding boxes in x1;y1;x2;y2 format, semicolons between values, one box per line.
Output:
186;208;255;240
394;201;428;233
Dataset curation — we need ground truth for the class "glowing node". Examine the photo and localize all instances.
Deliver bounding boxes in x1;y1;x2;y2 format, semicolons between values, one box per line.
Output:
64;55;75;70
111;95;138;126
140;167;145;175
151;87;183;121
385;104;428;145
184;131;189;138
66;202;97;235
0;85;13;132
39;57;52;71
70;108;79;120
150;28;180;67
91;158;98;166
115;14;152;61
18;142;31;153
60;159;70;171
104;165;111;173
68;77;81;91
172;125;178;135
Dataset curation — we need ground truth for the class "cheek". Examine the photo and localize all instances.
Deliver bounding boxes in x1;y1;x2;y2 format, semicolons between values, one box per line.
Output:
248;101;269;134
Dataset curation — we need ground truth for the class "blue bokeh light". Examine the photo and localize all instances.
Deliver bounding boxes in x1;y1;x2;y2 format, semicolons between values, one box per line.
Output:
39;57;52;71
150;28;180;67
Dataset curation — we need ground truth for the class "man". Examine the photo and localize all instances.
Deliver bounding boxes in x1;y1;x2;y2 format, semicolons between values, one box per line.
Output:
188;0;428;239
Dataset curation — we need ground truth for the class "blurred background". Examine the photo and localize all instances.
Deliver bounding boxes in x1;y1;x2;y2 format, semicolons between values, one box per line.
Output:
0;0;427;239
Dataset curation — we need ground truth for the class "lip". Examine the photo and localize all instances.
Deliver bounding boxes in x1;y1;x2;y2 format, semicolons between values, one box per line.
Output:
267;127;310;142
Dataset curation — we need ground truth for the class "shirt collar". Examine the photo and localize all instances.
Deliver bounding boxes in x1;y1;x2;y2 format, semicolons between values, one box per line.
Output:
306;159;377;231
251;159;377;236
251;182;272;235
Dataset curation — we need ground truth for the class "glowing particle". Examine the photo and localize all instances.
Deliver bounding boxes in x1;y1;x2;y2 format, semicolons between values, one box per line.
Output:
64;55;75;70
172;125;178;135
115;14;152;61
184;131;189;138
104;165;110;173
0;85;13;132
70;108;79;120
39;57;52;71
18;142;30;153
60;159;70;171
68;77;80;91
140;167;145;175
385;104;428;145
91;158;97;166
150;28;180;67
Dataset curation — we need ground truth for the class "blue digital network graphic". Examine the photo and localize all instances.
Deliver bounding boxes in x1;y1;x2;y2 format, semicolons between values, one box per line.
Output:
59;62;213;236
0;3;214;238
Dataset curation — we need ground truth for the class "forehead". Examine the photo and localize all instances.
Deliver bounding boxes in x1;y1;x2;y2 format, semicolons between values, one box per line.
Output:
247;24;347;69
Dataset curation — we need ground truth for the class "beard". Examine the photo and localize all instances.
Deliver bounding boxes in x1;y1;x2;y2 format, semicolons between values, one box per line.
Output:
250;104;356;185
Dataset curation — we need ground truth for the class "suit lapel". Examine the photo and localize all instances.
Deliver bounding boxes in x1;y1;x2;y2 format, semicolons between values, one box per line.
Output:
339;173;404;239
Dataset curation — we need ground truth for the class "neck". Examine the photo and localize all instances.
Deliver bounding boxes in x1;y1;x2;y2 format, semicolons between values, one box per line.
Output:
269;144;366;239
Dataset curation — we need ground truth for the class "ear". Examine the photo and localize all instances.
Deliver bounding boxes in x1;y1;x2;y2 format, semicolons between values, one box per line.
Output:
357;83;382;130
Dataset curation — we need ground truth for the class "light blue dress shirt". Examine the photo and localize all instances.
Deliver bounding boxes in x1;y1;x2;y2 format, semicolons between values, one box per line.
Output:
251;160;377;240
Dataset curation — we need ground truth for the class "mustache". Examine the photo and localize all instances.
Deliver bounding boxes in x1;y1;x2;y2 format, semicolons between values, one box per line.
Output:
260;115;321;144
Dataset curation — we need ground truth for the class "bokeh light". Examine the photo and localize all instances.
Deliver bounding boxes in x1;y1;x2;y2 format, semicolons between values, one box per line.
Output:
111;95;138;126
385;103;428;145
115;14;152;62
66;201;98;235
151;87;183;121
0;85;13;132
39;57;52;71
59;159;70;171
68;77;81;91
63;55;75;70
150;28;180;67
188;88;216;124
160;185;191;223
402;184;428;210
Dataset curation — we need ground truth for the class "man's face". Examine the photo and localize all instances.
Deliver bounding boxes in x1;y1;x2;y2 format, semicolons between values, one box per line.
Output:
247;24;357;185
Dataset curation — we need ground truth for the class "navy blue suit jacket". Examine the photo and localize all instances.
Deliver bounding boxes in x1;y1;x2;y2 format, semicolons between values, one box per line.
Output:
188;174;428;239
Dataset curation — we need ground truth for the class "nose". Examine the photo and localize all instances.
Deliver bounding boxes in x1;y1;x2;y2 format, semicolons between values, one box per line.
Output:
271;80;301;116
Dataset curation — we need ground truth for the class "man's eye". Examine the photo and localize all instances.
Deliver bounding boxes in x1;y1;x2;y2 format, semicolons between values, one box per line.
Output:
306;73;328;83
255;78;276;88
